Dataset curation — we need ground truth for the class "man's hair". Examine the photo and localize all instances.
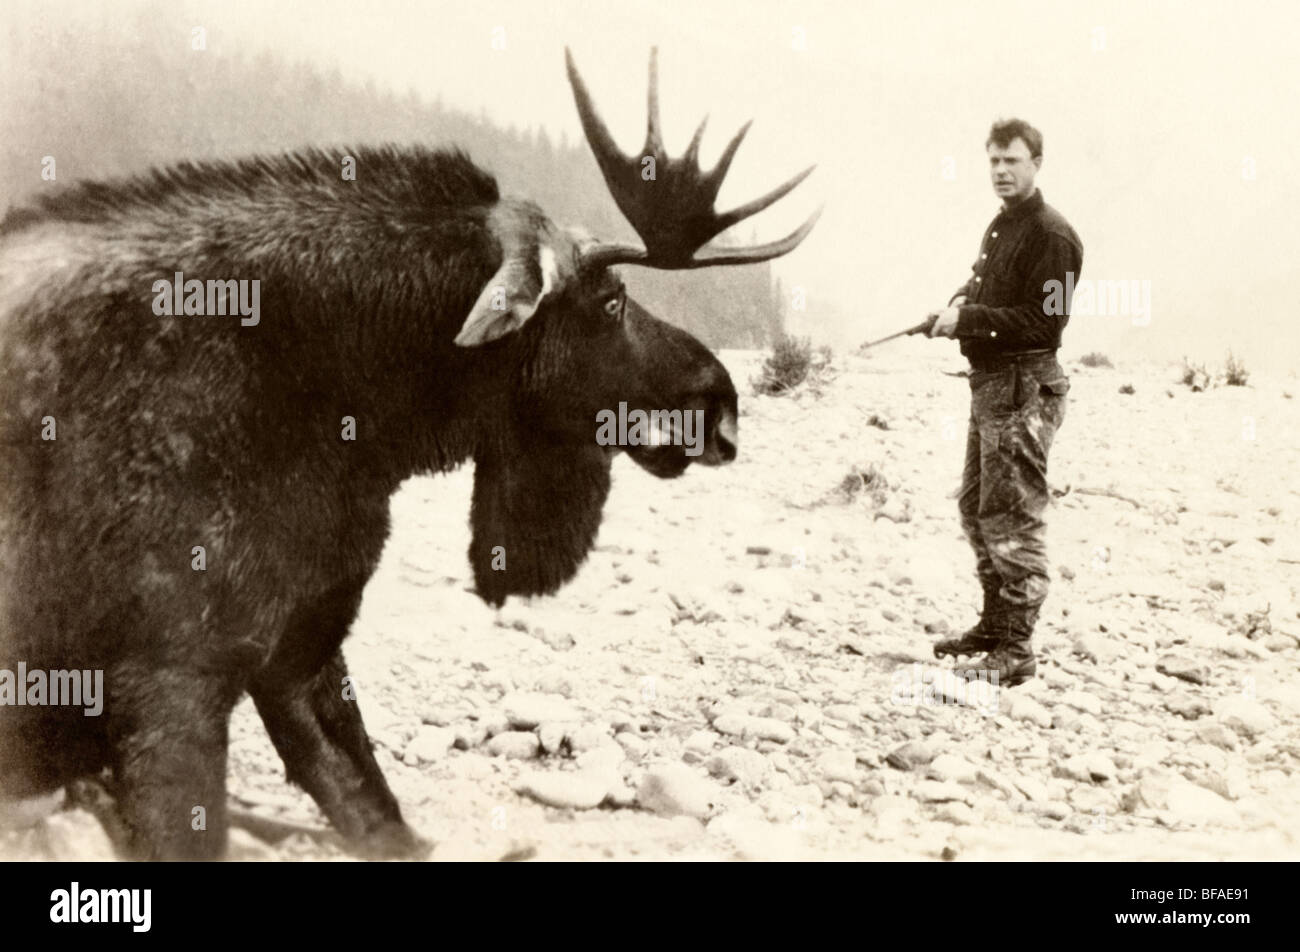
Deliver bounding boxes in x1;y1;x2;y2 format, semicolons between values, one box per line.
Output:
986;118;1043;159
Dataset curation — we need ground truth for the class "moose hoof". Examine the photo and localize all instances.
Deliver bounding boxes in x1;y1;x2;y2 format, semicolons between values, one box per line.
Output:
352;820;431;861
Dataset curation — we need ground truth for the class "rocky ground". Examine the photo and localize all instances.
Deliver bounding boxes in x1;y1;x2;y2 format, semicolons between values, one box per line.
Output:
5;345;1300;861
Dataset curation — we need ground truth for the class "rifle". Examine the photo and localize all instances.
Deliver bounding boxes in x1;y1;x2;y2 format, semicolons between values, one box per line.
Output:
860;314;938;350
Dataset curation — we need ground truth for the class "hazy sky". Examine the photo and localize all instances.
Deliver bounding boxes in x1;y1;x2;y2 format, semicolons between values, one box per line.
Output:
10;0;1300;369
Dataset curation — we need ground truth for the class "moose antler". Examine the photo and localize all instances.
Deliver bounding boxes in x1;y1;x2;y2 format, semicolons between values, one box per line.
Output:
566;47;821;270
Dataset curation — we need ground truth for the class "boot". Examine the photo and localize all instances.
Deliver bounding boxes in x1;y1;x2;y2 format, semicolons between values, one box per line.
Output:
960;607;1039;687
933;587;1004;660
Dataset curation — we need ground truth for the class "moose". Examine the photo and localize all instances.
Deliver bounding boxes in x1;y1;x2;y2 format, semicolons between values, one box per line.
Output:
0;49;817;859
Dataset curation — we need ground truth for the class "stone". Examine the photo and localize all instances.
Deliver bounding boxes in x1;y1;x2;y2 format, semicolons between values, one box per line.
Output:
823;703;862;723
927;754;979;784
913;780;973;805
712;714;795;744
885;740;934;770
935;802;975;825
406;725;456;763
503;692;579;730
226;828;279;861
515;771;610;810
1156;655;1210;685
1008;696;1052;728
637;764;722;820
537;722;568;756
38;810;117;862
684;730;717;755
566;723;613;753
707;747;774;789
487;731;541;760
1164;693;1211;720
1058;690;1104;716
1072;632;1120;663
816;749;859;784
575;745;625;774
1013;775;1050;802
614;731;648;761
1214;696;1275;739
1195;723;1238;751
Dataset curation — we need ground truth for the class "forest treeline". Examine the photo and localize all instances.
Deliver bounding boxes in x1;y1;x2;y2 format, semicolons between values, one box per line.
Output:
0;7;785;348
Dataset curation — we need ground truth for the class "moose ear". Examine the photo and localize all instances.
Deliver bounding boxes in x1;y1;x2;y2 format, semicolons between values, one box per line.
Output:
454;244;560;347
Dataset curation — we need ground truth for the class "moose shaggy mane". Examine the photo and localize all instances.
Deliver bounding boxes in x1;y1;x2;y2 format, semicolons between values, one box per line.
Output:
0;145;500;231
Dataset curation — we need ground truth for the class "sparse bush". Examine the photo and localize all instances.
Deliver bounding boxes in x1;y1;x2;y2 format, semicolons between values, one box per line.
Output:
865;413;890;430
1223;351;1250;386
752;335;834;396
752;333;812;395
1118;383;1135;395
1180;357;1210;392
836;462;890;507
1080;352;1113;368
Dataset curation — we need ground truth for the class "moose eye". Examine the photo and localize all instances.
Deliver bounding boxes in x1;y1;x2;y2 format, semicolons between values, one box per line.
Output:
603;294;624;319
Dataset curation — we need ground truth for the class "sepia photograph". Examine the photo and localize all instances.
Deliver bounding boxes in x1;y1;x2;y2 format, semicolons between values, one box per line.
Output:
0;0;1294;923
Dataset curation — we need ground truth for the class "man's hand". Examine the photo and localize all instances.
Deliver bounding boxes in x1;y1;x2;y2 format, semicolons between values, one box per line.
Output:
927;306;960;338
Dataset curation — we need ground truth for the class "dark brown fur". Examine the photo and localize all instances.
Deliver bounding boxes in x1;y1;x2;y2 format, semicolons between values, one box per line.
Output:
0;146;737;858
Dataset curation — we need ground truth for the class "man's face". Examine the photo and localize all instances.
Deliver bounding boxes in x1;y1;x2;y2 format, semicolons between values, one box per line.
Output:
987;137;1041;204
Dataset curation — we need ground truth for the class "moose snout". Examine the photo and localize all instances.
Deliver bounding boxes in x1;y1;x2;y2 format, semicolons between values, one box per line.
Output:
698;403;738;466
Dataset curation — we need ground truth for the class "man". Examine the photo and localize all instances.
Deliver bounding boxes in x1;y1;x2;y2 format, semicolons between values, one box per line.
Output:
926;118;1083;686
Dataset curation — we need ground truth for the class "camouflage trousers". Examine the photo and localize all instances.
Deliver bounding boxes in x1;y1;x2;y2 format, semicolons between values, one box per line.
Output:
958;352;1069;634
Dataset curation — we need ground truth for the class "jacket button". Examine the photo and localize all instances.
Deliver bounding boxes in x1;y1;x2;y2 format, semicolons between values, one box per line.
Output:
991;231;998;238
990;331;997;338
974;276;981;283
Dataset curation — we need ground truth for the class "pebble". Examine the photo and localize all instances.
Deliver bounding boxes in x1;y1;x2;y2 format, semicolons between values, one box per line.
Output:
1195;723;1238;751
503;693;579;730
515;771;610;810
38;810;117;862
566;724;613;753
615;732;649;761
823;704;862;723
913;780;973;805
538;722;568;756
575;745;625;774
927;754;979;784
1013;775;1049;802
1008;696;1052;728
708;747;774;789
885;740;934;770
1058;690;1104;716
1072;632;1120;662
935;802;975;825
816;749;859;784
637;764;722;820
1213;696;1275;739
684;730;717;755
1156;655;1210;685
487;731;541;759
712;714;795;744
406;725;457;763
1164;693;1212;720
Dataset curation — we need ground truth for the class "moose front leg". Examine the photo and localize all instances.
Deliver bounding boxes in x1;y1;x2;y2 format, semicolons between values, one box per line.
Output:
249;582;425;859
109;663;239;860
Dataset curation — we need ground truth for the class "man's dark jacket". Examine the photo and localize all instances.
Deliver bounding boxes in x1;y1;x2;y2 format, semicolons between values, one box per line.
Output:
949;188;1083;364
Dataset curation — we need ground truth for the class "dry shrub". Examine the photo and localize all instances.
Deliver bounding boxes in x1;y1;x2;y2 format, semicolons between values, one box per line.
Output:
753;335;834;396
1080;352;1113;368
1223;351;1249;387
1181;357;1210;392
